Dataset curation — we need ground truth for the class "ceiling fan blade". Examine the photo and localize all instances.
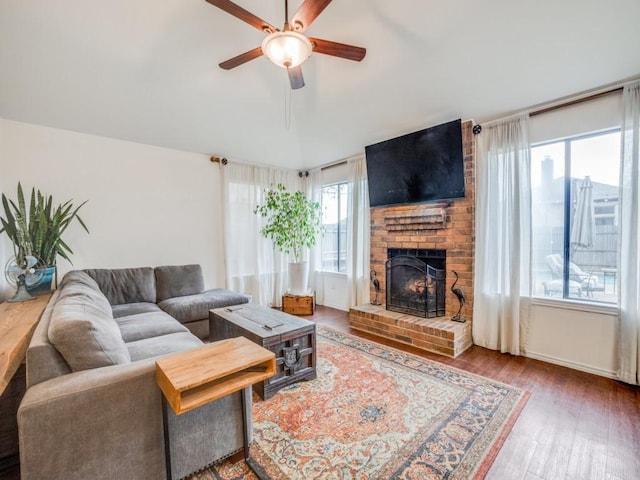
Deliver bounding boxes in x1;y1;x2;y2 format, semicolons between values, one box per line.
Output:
219;46;264;70
291;0;333;32
309;37;366;61
287;66;305;90
205;0;277;33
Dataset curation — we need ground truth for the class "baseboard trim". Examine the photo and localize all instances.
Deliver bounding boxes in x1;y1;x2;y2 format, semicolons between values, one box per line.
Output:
319;302;348;312
525;351;617;379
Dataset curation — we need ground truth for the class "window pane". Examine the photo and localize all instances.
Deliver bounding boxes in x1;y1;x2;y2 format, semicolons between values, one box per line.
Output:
531;130;620;303
338;183;348;273
321;185;339;271
532;142;566;299
567;132;619;302
321;182;348;273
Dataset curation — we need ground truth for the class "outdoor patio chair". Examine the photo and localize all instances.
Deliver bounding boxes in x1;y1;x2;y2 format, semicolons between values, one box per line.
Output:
543;279;582;297
545;254;604;298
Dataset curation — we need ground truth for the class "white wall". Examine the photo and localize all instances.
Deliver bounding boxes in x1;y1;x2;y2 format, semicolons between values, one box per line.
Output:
321;272;348;311
0;124;7;299
0;119;226;301
526;301;618;378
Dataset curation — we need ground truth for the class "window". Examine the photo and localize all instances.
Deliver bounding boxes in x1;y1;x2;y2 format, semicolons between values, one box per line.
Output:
531;129;620;303
321;182;348;273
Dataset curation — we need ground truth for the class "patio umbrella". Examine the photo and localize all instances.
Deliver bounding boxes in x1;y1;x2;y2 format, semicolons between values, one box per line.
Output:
570;176;595;249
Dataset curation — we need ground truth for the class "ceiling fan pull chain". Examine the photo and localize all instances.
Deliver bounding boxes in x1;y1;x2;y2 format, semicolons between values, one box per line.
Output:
284;82;292;131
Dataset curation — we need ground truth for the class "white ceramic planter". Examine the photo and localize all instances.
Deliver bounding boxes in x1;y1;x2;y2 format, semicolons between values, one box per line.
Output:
288;262;309;295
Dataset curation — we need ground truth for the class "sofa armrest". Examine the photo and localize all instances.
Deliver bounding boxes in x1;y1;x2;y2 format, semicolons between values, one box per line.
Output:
18;358;251;480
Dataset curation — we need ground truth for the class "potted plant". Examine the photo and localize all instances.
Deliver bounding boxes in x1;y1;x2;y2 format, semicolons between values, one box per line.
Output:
254;183;323;294
1;182;89;295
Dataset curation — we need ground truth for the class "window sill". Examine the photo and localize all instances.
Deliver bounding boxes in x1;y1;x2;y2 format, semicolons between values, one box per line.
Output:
321;271;347;279
530;296;618;315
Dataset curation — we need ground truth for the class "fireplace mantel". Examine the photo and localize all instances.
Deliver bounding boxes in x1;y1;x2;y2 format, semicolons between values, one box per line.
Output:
384;203;449;231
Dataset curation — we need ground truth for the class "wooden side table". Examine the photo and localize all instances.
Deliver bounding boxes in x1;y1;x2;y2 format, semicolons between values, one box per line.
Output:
0;294;51;395
0;294;51;471
155;336;275;480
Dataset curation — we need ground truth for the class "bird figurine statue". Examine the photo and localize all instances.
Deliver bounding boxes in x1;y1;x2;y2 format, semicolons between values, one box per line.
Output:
370;269;381;306
450;270;466;322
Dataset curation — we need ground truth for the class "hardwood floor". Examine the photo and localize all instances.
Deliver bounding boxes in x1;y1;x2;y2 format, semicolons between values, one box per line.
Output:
3;305;638;480
310;305;640;480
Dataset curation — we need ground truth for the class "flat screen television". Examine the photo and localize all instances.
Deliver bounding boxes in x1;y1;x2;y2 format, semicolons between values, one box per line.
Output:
365;119;465;208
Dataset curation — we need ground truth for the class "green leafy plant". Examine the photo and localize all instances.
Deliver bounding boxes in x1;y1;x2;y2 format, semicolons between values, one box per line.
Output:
0;182;89;267
254;183;323;263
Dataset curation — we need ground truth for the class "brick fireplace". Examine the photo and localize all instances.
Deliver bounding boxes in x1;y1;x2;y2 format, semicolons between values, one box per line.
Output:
349;121;475;357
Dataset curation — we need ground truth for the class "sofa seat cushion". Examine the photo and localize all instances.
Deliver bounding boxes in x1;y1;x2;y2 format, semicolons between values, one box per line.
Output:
48;284;130;371
157;289;250;324
117;312;189;343
126;332;202;362
155;264;204;302
112;302;162;318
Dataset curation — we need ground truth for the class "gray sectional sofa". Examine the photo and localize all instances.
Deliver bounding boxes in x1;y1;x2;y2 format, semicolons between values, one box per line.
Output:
18;264;250;480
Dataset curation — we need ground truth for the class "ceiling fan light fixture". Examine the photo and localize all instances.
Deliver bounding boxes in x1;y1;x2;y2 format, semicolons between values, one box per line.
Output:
261;31;312;68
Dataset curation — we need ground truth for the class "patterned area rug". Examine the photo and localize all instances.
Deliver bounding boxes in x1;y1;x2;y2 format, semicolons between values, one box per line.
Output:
190;326;528;480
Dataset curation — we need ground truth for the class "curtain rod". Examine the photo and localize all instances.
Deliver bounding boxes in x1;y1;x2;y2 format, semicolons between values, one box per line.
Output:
320;160;347;171
210;156;228;165
529;87;623;117
320;153;365;171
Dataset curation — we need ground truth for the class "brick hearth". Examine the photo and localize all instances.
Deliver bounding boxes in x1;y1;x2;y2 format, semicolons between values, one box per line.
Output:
349;304;472;357
349;120;475;358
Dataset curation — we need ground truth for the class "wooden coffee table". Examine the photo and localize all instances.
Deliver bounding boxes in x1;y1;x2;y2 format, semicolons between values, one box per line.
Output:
210;304;316;399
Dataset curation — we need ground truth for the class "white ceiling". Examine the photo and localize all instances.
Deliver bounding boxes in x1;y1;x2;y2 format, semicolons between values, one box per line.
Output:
1;0;639;170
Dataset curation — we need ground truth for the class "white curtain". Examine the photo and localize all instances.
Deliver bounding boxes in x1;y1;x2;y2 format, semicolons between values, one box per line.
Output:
346;155;370;307
221;162;301;307
473;114;532;355
306;167;325;305
617;80;640;385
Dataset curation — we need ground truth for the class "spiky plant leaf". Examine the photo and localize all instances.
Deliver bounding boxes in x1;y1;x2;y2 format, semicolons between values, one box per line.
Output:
0;183;89;266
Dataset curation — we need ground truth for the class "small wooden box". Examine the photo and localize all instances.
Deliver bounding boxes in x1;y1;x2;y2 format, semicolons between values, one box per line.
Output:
282;292;314;315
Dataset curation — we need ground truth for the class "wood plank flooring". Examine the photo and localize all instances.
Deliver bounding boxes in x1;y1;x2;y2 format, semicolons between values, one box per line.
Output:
2;305;638;480
310;305;640;480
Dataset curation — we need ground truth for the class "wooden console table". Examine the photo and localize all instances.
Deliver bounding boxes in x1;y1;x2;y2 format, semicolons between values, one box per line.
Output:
0;295;50;395
155;336;276;480
0;294;51;472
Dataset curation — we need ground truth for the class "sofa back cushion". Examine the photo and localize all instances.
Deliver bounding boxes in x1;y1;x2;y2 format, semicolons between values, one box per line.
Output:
48;283;131;371
59;270;102;291
155;264;204;302
84;267;156;305
26;289;72;387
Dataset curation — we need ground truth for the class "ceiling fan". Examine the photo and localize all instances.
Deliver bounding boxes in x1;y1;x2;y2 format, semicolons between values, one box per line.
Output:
205;0;366;89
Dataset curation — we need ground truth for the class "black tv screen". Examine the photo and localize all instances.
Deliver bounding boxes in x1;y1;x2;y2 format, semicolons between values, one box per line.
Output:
365;119;465;207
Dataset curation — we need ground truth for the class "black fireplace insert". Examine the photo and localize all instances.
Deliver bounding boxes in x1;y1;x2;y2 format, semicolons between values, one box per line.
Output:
385;248;445;318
